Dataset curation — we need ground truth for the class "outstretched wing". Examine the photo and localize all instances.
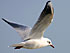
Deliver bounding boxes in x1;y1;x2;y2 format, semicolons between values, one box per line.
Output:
29;1;54;39
2;18;31;40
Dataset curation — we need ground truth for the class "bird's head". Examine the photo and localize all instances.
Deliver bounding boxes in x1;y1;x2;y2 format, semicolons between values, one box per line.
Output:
46;38;54;48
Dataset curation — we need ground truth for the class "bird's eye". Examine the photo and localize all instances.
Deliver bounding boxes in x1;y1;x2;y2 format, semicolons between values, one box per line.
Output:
47;41;51;44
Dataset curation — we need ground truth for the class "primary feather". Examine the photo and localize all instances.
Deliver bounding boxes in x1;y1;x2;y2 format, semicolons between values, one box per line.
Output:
29;1;54;39
2;18;31;40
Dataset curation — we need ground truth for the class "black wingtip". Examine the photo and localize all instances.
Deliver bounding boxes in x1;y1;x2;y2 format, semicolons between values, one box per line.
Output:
46;0;51;5
14;46;23;49
2;18;24;28
2;18;5;21
2;18;15;27
2;18;17;28
2;18;10;24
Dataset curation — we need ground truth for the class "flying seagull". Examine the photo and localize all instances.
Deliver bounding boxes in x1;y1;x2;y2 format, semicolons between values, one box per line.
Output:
2;1;54;49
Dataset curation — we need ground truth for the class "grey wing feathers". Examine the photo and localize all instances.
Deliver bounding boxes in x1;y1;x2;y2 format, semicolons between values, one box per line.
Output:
29;1;54;39
2;18;31;40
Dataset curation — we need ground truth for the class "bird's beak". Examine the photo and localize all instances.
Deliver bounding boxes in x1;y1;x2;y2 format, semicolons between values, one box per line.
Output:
50;44;54;48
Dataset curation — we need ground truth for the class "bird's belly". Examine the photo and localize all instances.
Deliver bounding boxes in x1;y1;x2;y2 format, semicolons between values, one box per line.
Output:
23;40;47;49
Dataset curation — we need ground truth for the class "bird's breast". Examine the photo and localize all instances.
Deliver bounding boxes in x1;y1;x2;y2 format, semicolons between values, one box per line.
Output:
23;39;47;49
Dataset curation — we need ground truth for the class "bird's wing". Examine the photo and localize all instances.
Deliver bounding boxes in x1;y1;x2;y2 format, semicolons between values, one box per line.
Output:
2;18;31;40
29;1;54;39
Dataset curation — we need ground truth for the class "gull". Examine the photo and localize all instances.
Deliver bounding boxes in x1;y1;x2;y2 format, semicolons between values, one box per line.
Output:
2;1;54;49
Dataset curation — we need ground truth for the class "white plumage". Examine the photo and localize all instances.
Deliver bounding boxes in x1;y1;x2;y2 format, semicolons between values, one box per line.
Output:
2;1;54;49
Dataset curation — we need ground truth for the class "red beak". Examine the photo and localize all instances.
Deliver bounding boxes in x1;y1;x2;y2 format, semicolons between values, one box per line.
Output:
50;45;55;48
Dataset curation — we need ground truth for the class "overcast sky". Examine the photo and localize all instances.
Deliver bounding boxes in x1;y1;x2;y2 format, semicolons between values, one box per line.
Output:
0;0;70;53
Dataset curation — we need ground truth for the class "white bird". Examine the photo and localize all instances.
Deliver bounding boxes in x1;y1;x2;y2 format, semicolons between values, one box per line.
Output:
2;1;54;49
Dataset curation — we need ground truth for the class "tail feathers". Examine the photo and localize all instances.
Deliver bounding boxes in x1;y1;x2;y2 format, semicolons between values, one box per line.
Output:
9;44;23;49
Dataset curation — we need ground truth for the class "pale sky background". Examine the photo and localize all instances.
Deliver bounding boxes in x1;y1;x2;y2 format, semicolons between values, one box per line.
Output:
0;0;70;53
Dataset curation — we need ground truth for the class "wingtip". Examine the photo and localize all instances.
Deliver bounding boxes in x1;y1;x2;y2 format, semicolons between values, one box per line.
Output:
46;0;51;4
2;18;11;24
47;0;51;2
2;18;8;22
2;18;5;21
